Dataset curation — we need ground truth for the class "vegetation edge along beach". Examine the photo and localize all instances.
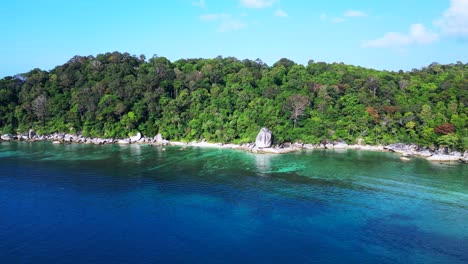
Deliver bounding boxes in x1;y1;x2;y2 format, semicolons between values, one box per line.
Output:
1;129;467;163
0;52;466;162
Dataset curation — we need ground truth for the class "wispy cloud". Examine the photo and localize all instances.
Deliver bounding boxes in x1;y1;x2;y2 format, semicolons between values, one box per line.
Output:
192;0;205;8
434;0;468;38
274;9;288;17
362;23;439;48
240;0;275;9
344;10;368;17
218;20;246;32
199;13;231;21
199;13;246;32
322;10;368;23
332;17;346;23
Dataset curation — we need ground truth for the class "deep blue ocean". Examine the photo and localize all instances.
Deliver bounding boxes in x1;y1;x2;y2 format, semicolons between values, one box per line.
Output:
0;142;467;263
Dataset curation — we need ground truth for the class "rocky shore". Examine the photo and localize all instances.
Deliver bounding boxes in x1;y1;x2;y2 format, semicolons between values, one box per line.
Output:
1;129;467;163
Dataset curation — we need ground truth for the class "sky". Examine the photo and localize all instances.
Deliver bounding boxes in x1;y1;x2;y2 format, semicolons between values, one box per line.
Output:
1;0;468;77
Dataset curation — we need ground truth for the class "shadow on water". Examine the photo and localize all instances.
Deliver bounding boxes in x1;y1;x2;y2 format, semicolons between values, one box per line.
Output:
362;217;468;263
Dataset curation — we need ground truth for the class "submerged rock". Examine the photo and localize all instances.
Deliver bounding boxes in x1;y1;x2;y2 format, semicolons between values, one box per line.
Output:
400;156;411;161
255;127;272;148
426;154;461;162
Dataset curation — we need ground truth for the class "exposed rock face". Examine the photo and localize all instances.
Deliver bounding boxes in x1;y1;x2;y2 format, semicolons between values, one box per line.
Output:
385;143;417;154
418;150;433;157
117;139;130;144
129;132;142;143
462;151;468;163
332;140;348;149
255;127;272;148
154;134;163;143
153;133;169;145
323;140;348;149
384;143;467;162
28;129;36;139
1;134;14;141
63;134;74;142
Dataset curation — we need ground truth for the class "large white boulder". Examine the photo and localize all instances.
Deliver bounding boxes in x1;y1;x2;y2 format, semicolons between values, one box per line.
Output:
129;132;142;143
1;133;14;141
255;128;272;148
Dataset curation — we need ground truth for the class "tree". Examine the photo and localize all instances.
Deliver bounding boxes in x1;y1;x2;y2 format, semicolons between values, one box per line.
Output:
435;123;455;135
366;76;380;98
286;94;310;128
31;94;48;126
115;102;127;121
437;133;460;151
366;107;379;124
0;52;466;149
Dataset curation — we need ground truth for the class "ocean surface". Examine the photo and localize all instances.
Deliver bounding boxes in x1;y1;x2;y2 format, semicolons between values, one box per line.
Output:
0;142;467;264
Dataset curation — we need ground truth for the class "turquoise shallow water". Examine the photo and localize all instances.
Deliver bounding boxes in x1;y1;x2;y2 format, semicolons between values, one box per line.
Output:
0;142;467;263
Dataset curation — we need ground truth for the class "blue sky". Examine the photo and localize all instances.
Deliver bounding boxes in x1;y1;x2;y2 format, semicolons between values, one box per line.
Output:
1;0;467;77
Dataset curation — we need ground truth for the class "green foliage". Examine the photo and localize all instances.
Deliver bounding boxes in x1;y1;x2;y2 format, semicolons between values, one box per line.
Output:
0;52;466;150
437;134;461;150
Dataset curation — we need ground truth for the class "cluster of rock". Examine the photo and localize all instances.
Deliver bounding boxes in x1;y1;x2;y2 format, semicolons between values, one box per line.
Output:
0;133;15;141
246;128;467;162
248;129;384;154
0;131;170;146
249;128;297;154
384;143;468;163
1;128;467;163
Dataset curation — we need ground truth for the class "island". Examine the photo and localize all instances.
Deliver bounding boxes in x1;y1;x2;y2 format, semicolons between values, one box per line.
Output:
0;52;466;162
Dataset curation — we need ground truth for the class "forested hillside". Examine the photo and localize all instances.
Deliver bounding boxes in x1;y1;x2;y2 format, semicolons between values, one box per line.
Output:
0;52;466;149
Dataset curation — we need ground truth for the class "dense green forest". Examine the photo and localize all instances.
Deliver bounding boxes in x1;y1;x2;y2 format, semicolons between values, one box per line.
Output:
0;52;466;149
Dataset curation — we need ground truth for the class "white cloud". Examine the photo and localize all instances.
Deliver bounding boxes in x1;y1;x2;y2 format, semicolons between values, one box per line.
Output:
240;0;275;8
331;17;347;23
199;13;246;32
199;13;232;21
410;24;439;43
362;24;439;48
322;10;367;23
274;9;288;17
192;0;205;8
218;20;246;32
434;0;468;38
344;10;368;17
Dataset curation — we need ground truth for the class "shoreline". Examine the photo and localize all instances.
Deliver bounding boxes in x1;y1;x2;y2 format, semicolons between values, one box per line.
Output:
1;132;467;163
